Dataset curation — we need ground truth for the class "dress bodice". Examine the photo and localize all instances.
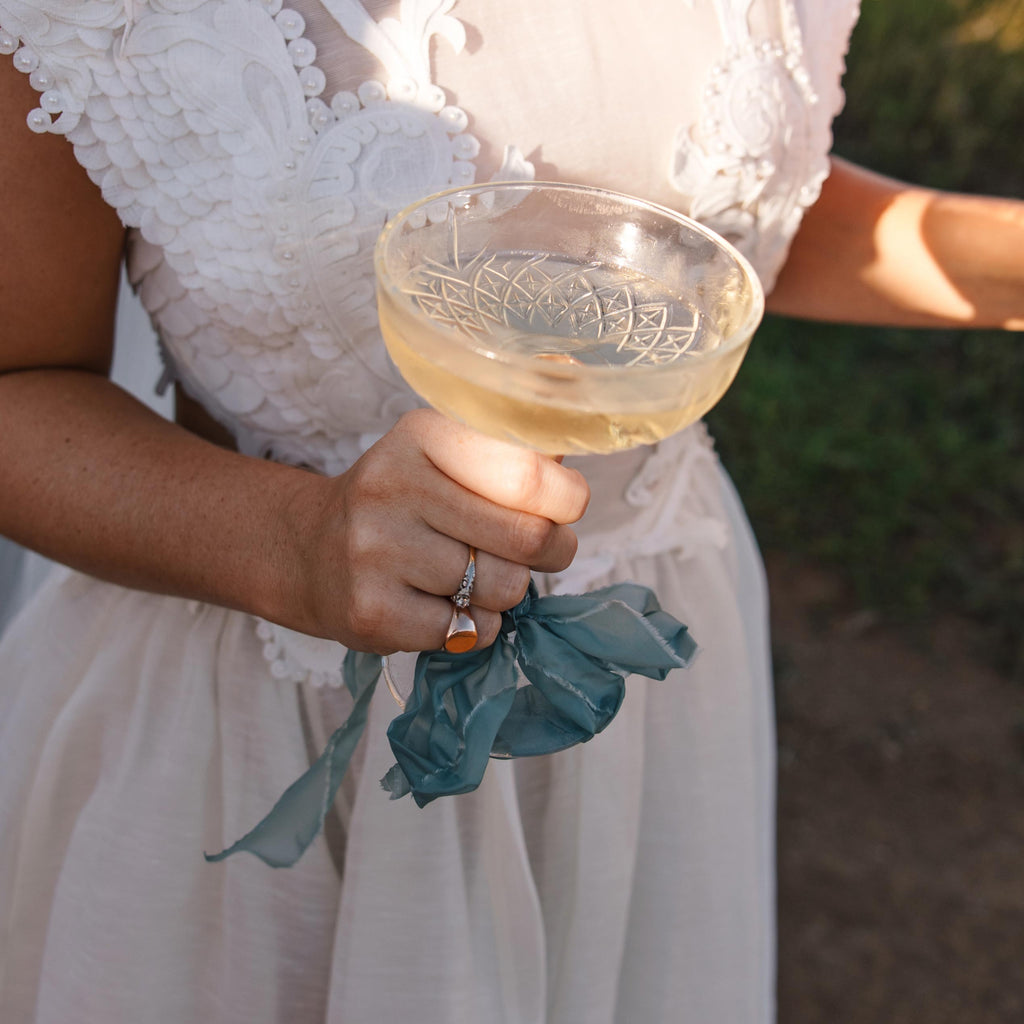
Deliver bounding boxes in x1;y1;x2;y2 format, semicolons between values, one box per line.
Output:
2;0;859;475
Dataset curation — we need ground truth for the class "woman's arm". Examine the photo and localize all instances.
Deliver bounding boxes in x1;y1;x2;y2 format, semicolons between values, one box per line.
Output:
0;61;589;655
768;156;1024;330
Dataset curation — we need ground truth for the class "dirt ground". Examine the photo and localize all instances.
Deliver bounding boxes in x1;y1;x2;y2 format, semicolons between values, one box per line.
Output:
768;552;1024;1022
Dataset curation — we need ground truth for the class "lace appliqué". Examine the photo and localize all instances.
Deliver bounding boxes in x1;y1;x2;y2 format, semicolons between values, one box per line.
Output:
255;620;348;687
669;0;834;289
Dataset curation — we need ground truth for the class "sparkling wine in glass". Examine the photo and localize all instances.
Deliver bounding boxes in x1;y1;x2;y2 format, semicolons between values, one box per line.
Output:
375;181;765;457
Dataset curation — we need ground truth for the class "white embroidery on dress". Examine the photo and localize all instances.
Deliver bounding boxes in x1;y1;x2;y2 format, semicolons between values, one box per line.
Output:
669;0;835;289
491;144;535;182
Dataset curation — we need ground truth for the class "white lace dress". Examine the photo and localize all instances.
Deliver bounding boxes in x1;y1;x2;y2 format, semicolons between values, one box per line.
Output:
0;1;859;1021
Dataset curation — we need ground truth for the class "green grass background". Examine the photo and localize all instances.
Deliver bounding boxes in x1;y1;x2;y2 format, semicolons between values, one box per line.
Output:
706;0;1024;676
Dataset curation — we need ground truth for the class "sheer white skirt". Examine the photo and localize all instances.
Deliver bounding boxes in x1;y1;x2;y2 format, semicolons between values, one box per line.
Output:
0;445;775;1024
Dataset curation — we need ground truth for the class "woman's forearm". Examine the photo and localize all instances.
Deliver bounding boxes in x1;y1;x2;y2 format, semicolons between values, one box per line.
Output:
0;368;588;653
0;367;324;631
768;157;1024;330
917;188;1024;329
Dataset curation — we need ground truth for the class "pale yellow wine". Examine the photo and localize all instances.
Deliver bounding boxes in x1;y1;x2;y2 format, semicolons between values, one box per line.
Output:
377;254;749;455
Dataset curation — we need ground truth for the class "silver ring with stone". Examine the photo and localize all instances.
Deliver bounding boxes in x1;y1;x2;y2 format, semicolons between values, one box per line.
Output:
451;546;476;608
444;547;478;653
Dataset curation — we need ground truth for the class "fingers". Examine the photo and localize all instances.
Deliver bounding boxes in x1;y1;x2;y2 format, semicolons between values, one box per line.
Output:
372;409;584;573
383;588;504;654
401;541;531;612
465;549;532;611
303;409;589;654
414;484;579;576
391;541;529;654
397;408;591;525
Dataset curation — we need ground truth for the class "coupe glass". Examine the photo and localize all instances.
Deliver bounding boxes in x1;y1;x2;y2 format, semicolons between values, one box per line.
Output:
375;181;763;455
373;181;764;705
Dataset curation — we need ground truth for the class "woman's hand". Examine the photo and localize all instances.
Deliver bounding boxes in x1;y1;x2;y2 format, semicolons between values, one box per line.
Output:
292;409;590;654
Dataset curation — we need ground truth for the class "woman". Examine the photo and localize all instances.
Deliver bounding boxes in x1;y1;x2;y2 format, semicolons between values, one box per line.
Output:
0;1;1020;1022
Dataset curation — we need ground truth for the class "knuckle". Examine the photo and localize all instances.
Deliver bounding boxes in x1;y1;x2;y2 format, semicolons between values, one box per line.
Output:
343;516;386;565
508;511;555;562
549;527;578;573
345;588;387;647
504;562;532;605
394;406;436;444
472;610;502;650
348;456;393;504
564;467;591;521
392;407;421;436
504;452;548;509
488;560;531;609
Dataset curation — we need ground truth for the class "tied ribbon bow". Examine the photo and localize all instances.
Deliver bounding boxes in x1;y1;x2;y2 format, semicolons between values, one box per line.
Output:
206;581;696;868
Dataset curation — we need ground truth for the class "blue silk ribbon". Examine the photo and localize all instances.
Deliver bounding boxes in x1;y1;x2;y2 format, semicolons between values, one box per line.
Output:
206;581;697;867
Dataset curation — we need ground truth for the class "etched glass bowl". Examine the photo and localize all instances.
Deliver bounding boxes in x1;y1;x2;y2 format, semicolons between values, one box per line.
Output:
374;181;765;455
